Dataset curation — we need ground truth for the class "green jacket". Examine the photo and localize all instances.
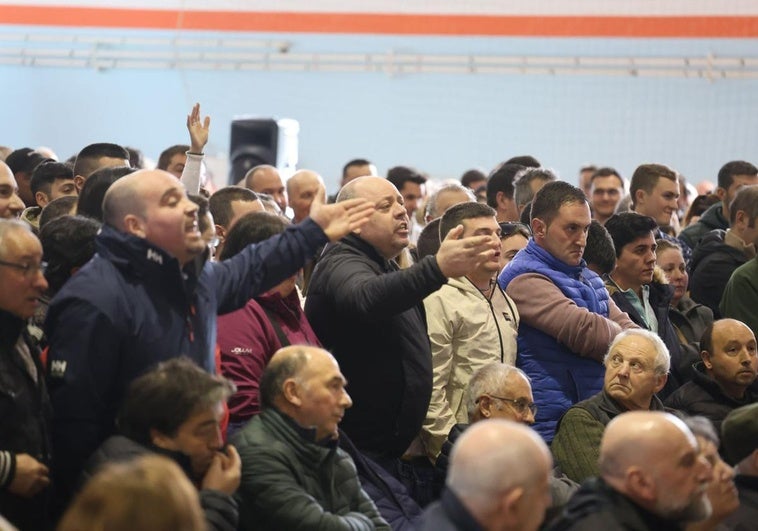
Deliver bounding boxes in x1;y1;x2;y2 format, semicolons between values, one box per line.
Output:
232;408;389;531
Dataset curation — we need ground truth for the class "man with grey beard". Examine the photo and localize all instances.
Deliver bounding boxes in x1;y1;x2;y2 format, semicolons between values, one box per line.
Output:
548;411;713;531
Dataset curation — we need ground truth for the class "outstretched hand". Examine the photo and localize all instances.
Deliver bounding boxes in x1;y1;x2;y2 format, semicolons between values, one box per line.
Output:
186;103;211;153
435;224;498;278
309;184;375;241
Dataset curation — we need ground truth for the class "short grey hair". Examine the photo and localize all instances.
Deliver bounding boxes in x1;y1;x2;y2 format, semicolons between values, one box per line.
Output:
513;167;557;209
604;329;671;375
425;183;475;219
683;415;719;447
465;363;529;421
0;219;33;259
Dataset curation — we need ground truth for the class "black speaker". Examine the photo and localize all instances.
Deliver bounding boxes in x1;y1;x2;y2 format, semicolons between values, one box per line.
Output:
229;118;279;185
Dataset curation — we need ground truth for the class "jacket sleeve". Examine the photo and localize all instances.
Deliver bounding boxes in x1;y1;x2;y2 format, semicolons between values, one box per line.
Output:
551;408;604;484
180;151;204;194
719;265;758;333
506;273;635;362
45;299;125;500
421;291;457;462
213;219;328;315
316;254;447;320
199;489;239;531
237;445;384;531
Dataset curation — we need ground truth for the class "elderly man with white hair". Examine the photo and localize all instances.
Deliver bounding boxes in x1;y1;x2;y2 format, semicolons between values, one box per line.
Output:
420;419;552;531
551;329;674;483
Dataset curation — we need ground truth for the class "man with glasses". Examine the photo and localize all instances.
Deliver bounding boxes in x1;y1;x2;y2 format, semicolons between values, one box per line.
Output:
0;220;52;530
551;329;673;484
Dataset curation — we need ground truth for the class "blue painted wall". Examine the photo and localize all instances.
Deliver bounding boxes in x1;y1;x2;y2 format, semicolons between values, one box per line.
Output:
2;26;757;192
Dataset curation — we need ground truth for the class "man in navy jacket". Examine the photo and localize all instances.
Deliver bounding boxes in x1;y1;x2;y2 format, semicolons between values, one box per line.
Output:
45;169;373;503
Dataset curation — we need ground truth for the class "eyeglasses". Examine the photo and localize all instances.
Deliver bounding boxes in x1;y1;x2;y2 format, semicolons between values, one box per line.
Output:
476;394;538;416
0;259;47;278
498;221;532;237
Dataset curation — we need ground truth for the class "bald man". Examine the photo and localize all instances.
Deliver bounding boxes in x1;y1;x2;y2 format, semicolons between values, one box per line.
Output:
549;411;713;530
45;169;374;501
233;346;389;531
287;170;326;224
244;164;287;213
421;419;552;531
0;161;25;219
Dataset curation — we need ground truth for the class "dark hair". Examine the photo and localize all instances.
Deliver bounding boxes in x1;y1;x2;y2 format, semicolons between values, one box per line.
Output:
77;166;135;221
416;218;443;260
39;196;78;229
590;167;624;189
125;146;145;169
386;166;426;191
513;167;557;208
73;143;130;179
629;164;677;208
342;158;373;179
439;202;496;240
685;194;721;226
208;186;259;229
499;221;531;240
157;145;189;171
717;160;758;190
583;221;616;275
219;211;287;261
728;184;758;226
504;155;540;168
530;181;587;226
5;148;47;175
259;348;309;409
39;215;100;294
117;358;235;445
30;161;73;197
604;212;658;258
460;169;487;189
486;163;523;207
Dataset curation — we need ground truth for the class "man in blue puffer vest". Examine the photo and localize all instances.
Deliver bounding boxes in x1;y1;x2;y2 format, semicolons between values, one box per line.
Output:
44;169;374;508
498;180;636;442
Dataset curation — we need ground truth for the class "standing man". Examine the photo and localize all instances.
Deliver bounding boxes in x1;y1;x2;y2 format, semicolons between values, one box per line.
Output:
0;220;52;530
421;203;519;463
45;169;374;501
244;164;287;213
486;163;523;223
287;169;325;224
305;176;497;493
588;167;624;225
498;181;636;442
387;166;427;245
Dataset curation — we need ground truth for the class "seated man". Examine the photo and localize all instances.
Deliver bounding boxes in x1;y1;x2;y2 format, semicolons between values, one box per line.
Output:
84;358;241;531
548;411;713;531
498;181;636;442
421;202;519;462
436;363;578;519
232;345;389;531
721;403;758;528
666;319;758;435
604;212;690;395
420;419;552;531
552;329;671;484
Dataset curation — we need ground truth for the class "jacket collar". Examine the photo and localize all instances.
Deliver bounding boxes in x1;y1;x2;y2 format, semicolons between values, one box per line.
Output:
0;309;25;351
438;489;486;531
337;233;397;271
690;361;758;404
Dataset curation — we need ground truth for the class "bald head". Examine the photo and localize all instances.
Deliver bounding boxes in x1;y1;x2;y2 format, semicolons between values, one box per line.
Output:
102;170;152;229
600;411;712;522
448;420;552;530
245;165;286;212
286;169;325;223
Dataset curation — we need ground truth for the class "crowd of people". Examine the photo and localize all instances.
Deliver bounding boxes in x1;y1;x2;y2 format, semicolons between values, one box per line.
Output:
1;104;757;531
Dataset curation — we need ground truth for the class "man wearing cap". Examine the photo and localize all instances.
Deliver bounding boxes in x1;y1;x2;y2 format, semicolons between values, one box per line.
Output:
721;403;758;528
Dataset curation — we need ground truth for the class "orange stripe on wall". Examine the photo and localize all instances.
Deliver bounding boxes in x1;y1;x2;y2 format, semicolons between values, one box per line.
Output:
1;6;757;37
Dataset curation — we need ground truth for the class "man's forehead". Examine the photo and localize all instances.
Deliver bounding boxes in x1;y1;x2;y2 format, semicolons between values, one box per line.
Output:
0;167;17;187
613;335;657;358
555;201;591;221
355;178;400;200
3;228;41;257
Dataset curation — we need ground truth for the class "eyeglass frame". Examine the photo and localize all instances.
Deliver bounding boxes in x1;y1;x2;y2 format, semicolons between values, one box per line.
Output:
0;259;47;278
475;393;538;417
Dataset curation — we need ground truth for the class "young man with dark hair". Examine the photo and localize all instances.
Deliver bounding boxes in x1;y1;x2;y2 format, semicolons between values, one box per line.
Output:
498;181;636;442
680;160;758;250
589;167;624;225
157;144;191;179
5;148;47;207
486;163;523;223
208;186;263;259
22;161;77;230
72;143;130;192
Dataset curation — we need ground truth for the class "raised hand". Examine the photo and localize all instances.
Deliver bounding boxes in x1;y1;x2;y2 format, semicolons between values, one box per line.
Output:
435;224;499;278
186;103;211;153
308;184;375;241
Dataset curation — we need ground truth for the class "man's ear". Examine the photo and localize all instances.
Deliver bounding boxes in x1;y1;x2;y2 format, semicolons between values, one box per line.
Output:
124;214;146;237
74;174;86;192
532;218;546;239
499;487;524;527
214;224;226;243
701;350;713;371
715;186;727;202
634;189;647;208
653;373;668;394
627;468;656;502
282;378;302;406
35;191;49;208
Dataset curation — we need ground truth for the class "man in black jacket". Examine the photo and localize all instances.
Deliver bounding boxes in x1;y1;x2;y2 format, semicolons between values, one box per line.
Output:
548;411;713;531
721;403;758;529
305;176;497;500
0;220;52;530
